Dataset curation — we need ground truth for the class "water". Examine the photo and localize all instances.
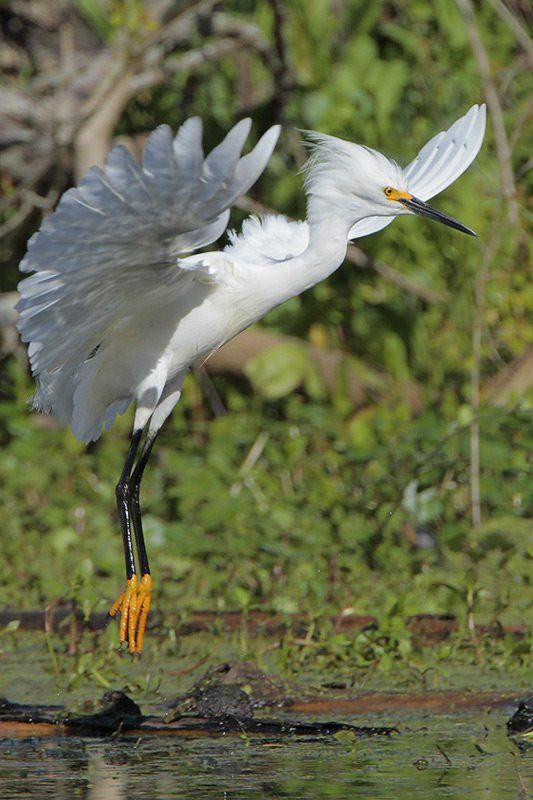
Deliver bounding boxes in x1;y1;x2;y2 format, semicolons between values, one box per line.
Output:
1;706;530;799
1;638;531;797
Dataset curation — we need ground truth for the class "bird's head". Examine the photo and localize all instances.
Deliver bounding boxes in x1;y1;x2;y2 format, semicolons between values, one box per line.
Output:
303;132;476;236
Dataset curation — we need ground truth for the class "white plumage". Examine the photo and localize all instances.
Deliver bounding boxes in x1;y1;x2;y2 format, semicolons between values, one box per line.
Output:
18;118;280;440
18;105;486;442
16;104;486;651
225;214;309;264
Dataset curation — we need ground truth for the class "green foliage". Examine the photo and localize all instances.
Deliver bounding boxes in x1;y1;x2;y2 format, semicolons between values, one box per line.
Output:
0;354;530;668
74;0;156;43
245;343;325;400
1;0;531;677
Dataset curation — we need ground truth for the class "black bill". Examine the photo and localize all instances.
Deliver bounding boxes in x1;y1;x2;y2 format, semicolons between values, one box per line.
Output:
400;196;477;237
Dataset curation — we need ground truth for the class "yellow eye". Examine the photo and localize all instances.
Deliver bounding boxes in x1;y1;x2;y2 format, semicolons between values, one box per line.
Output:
384;187;394;197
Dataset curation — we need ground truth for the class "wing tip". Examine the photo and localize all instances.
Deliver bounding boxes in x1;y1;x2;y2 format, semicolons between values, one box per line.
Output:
234;116;253;135
257;123;282;155
467;102;487;127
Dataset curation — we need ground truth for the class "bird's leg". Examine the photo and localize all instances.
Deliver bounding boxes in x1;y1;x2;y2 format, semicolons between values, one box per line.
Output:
112;374;185;652
109;428;143;651
127;431;159;653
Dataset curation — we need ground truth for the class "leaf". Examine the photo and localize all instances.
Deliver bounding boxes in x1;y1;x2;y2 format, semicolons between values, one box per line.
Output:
383;333;410;382
347;407;378;451
245;343;314;400
74;0;112;40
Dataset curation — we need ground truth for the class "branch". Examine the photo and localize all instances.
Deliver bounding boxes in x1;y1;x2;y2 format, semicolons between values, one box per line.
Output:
481;345;533;405
74;70;135;179
469;221;501;527
265;0;296;120
485;0;533;66
455;0;519;225
129;38;247;95
73;39;245;177
0;186;58;238
73;32;256;177
133;0;222;53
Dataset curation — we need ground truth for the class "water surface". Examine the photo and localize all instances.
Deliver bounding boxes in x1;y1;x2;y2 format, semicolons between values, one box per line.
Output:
1;705;530;799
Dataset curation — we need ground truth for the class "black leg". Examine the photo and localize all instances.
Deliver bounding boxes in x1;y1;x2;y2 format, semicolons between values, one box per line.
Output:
115;428;143;580
129;431;159;576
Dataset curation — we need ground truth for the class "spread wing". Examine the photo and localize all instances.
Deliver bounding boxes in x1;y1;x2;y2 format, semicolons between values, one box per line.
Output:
17;118;280;428
404;103;486;200
348;104;486;241
348;215;395;240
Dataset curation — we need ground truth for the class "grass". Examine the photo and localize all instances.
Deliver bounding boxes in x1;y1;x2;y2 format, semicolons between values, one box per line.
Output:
0;357;531;700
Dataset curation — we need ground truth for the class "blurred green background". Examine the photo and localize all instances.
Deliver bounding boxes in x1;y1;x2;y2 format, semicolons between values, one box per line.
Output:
0;0;531;670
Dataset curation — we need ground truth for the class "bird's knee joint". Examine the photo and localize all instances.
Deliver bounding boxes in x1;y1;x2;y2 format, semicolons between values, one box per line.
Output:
115;480;131;501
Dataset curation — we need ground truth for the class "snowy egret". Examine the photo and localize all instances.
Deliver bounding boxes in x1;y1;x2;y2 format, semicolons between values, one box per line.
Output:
17;104;486;652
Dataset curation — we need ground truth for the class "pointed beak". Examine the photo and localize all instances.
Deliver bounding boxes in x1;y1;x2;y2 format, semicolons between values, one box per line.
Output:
399;195;477;237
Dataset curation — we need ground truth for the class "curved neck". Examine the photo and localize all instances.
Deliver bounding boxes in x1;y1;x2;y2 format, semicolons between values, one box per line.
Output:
233;197;354;332
272;196;352;302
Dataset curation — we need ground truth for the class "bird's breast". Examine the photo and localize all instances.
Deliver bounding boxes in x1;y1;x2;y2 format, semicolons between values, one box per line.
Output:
164;284;256;376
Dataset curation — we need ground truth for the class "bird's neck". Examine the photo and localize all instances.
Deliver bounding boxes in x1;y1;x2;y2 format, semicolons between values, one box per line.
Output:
274;196;352;301
232;197;354;331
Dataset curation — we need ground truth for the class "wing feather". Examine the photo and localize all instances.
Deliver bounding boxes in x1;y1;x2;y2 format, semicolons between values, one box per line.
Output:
172;116;204;185
17;118;280;438
349;104;486;240
199;118;252;202
404;104;486;200
348;214;395;240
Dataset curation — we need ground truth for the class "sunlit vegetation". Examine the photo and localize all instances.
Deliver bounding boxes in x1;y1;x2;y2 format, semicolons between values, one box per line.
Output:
0;0;530;679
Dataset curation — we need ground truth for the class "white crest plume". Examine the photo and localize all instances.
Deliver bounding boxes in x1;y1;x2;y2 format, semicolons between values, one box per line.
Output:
302;130;405;208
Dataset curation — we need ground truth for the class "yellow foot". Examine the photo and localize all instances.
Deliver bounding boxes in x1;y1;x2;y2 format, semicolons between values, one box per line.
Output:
109;574;152;653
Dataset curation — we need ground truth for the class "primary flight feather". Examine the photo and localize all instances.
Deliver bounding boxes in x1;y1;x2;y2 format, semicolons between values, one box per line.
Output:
17;104;486;651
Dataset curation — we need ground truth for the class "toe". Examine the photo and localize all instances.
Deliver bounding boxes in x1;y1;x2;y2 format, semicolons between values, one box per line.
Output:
134;574;153;653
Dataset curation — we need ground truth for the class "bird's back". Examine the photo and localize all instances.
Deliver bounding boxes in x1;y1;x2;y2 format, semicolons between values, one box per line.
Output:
224;214;310;265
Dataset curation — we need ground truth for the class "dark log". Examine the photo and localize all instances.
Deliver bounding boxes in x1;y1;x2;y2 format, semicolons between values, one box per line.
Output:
0;606;526;644
0;691;396;738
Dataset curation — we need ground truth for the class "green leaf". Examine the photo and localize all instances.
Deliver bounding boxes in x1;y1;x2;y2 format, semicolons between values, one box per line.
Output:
245;343;313;400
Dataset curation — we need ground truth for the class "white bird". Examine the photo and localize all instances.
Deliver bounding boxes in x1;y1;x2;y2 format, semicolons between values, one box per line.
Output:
17;104;486;652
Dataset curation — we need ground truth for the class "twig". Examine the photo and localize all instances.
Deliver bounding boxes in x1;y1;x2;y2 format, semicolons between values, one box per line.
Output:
265;0;296;120
470;224;501;527
435;742;452;766
455;0;519;225
133;0;222;53
0;186;58;238
74;71;135;178
239;432;270;477
485;0;533;66
349;247;446;305
0;201;35;238
193;365;226;417
130;38;245;95
212;13;273;61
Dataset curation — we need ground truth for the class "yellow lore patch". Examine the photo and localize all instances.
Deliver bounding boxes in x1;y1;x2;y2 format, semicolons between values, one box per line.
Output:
383;187;412;201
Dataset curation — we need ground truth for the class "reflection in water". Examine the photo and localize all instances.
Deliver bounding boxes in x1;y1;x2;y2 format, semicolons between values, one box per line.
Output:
89;755;126;800
0;710;530;799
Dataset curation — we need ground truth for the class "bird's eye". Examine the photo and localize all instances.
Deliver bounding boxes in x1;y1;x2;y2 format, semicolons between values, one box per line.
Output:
384;187;394;197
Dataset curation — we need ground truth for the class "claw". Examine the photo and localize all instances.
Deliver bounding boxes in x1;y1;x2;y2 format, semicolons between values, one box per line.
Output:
109;574;152;653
